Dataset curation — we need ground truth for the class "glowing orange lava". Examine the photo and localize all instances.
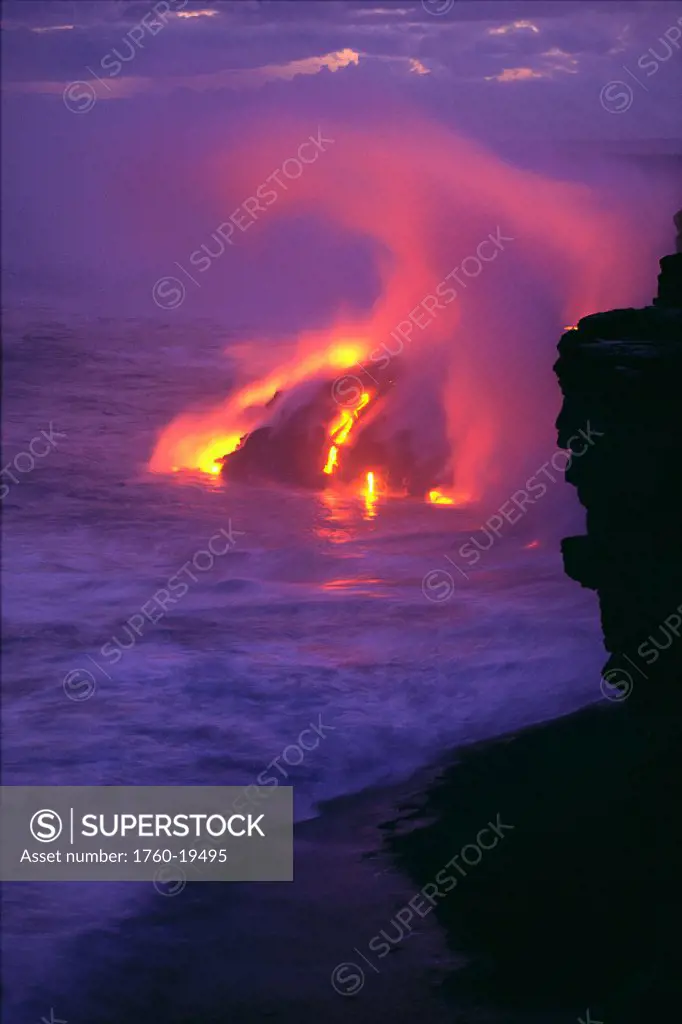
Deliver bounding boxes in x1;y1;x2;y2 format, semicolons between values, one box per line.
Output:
323;391;372;476
323;445;339;475
363;470;378;518
426;488;473;507
169;434;242;477
427;489;454;505
150;337;371;477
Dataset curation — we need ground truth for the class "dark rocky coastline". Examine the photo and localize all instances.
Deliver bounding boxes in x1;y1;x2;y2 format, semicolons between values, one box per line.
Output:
556;225;682;703
384;216;682;1022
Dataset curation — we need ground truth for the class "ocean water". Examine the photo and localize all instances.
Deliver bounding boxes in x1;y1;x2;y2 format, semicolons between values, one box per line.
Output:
1;307;605;1018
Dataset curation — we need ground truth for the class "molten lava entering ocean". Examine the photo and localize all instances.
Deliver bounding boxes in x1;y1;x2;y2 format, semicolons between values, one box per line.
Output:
214;358;449;498
149;110;645;512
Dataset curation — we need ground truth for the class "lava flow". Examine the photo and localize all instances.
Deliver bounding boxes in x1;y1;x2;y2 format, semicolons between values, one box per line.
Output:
427;490;454;505
323;391;372;477
363;470;378;518
149;109;645;515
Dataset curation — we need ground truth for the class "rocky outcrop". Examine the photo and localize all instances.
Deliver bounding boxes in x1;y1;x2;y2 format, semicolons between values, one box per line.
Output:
383;216;682;1024
555;218;682;702
219;361;450;495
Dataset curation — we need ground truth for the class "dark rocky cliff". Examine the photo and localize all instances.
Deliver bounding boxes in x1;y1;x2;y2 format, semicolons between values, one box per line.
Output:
384;216;682;1023
555;216;682;702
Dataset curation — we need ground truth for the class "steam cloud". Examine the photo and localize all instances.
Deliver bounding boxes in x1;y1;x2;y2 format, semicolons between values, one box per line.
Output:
151;108;669;504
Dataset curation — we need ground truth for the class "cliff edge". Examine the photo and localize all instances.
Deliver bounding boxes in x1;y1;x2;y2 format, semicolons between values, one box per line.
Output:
555;216;682;702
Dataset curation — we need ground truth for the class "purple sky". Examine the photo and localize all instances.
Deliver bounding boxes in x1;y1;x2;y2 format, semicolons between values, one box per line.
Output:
2;0;681;136
2;0;681;317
